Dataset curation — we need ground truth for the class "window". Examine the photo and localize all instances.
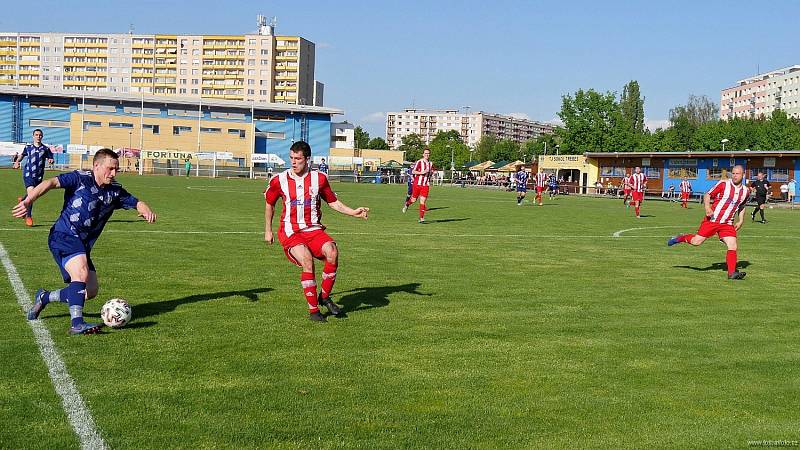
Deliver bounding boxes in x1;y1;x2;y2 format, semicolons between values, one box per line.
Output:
228;128;246;138
30;119;70;128
600;166;625;177
173;126;192;135
200;127;221;133
30;101;70;109
668;159;698;179
210;111;246;120
179;88;187;94
264;132;285;139
254;114;285;122
109;122;134;129
644;167;660;179
247;89;255;95
143;124;160;134
83;121;102;129
768;168;789;182
707;168;731;180
748;167;765;179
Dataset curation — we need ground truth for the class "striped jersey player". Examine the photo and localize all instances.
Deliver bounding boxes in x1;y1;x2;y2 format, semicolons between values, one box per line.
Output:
668;165;749;280
679;177;692;208
12;129;54;226
622;173;633;206
629;167;647;218
534;171;548;206
403;148;433;223
264;141;370;322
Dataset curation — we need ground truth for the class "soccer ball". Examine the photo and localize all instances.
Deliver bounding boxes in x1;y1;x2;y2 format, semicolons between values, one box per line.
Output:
101;298;132;328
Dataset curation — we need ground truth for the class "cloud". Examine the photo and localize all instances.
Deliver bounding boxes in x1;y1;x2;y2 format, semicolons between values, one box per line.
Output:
645;118;670;132
317;42;333;49
360;112;386;124
545;116;564;127
506;112;532;121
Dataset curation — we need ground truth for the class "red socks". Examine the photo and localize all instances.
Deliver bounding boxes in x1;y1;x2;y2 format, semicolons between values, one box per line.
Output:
676;234;695;244
301;272;318;313
726;250;737;276
321;262;337;298
635;205;640;216
419;204;426;220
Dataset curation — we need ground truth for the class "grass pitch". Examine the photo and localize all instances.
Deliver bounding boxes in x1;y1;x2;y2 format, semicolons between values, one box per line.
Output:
1;170;799;448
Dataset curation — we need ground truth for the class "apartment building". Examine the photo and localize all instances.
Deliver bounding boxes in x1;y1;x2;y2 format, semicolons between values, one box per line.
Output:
386;109;554;149
0;15;321;106
721;65;800;120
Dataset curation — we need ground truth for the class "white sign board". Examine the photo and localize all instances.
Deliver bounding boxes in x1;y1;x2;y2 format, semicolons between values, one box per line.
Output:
0;141;25;156
764;157;776;168
67;144;89;154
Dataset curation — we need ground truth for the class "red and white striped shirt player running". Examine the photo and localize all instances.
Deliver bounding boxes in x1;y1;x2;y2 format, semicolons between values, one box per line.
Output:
668;165;749;280
629;166;647;218
403;148;433;223
264;141;370;322
679;178;692;208
534;172;548;206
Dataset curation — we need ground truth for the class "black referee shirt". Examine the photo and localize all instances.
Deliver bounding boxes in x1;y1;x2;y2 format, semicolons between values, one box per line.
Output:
751;179;770;198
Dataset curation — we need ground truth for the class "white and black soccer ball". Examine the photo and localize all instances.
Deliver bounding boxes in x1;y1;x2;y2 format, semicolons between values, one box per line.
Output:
101;298;132;328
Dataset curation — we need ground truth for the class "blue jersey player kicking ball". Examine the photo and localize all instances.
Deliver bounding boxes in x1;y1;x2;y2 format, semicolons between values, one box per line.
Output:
12;148;157;335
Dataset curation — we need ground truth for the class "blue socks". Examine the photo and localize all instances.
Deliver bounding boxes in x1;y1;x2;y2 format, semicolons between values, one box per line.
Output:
65;282;87;327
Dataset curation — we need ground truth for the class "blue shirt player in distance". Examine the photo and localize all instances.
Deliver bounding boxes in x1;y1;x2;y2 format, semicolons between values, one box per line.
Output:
515;166;529;205
12;148;158;335
12;129;54;227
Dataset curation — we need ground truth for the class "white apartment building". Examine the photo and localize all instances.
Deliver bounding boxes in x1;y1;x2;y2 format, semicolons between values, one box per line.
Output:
721;65;800;120
331;121;355;149
386;109;554;149
0;15;320;106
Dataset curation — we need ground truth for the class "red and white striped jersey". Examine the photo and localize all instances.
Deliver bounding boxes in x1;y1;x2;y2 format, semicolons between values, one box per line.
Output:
707;179;749;225
264;169;338;239
412;159;433;186
623;175;633;190
534;172;549;188
630;173;647;192
680;180;692;193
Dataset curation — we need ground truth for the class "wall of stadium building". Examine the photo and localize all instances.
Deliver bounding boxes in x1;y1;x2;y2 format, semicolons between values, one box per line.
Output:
537;155;598;191
0;88;341;169
587;152;800;200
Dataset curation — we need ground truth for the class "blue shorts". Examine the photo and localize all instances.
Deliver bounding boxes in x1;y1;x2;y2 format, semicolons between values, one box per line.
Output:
516;186;527;193
23;177;42;189
48;231;95;283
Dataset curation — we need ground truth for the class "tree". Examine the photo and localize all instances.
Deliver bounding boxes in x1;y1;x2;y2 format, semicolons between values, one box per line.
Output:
473;135;498;162
428;130;470;169
354;126;370;149
398;133;426;162
557;89;619;153
669;95;719;127
620;80;645;135
367;137;389;150
490;139;521;162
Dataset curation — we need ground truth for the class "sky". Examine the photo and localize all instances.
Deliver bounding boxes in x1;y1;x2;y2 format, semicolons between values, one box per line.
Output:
3;0;799;138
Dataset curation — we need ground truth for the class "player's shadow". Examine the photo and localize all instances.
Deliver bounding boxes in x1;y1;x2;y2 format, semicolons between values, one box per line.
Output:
336;282;430;316
425;206;448;211
673;260;751;272
638;214;656;218
424;218;470;224
134;287;272;320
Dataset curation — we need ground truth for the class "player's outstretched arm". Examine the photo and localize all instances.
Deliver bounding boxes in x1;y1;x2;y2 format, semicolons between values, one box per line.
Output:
11;177;60;218
328;200;369;220
703;192;713;218
136;201;157;223
264;202;275;244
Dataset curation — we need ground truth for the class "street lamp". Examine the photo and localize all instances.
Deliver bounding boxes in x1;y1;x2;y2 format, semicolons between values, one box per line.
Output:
721;138;729;151
555;144;560;155
449;143;454;172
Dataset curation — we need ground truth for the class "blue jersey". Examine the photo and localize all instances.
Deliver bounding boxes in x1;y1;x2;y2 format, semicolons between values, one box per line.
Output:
548;176;558;188
515;171;529;186
318;162;329;174
53;171;139;245
21;143;54;185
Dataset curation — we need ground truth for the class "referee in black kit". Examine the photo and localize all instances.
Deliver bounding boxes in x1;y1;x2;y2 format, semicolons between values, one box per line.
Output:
750;171;770;223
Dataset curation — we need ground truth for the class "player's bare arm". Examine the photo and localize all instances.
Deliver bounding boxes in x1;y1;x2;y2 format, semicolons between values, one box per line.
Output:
11;177;61;218
328;200;369;220
263;202;275;244
136;201;157;223
703;192;713;217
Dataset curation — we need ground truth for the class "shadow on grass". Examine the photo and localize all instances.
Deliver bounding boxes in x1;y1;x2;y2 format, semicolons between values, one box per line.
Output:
425;206;448;211
134;287;273;320
423;218;470;224
336;283;430;315
673;260;751;272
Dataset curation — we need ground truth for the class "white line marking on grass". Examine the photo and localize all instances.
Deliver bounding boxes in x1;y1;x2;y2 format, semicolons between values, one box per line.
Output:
3;227;799;240
0;241;107;450
612;226;684;238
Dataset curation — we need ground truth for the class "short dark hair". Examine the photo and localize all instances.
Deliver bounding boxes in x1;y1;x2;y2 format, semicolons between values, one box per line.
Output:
93;148;119;164
33;128;43;136
289;140;311;158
